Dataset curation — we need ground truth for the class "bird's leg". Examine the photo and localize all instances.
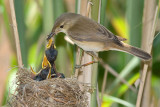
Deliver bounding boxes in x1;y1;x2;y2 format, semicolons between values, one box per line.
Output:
75;60;98;69
85;51;98;59
75;51;98;69
86;51;106;64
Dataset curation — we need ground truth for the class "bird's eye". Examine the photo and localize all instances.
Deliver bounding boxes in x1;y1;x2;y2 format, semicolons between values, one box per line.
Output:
60;25;64;28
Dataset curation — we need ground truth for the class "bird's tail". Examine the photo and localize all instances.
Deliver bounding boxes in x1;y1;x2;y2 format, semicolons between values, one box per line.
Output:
111;42;152;61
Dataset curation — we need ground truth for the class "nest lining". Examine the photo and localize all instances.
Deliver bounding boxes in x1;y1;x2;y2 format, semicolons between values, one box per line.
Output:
8;68;88;107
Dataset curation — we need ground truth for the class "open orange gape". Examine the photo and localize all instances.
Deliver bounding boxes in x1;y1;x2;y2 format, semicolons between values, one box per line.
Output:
30;38;65;81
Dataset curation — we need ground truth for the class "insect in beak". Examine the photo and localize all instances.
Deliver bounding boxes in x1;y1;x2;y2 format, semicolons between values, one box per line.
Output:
47;32;55;41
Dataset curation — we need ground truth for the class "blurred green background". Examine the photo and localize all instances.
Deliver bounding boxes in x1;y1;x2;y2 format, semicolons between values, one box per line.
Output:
0;0;160;106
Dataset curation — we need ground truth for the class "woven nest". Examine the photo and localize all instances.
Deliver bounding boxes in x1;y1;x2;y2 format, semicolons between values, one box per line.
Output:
8;68;88;107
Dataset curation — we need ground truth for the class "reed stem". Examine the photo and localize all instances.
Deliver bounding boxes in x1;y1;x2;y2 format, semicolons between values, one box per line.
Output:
9;0;23;67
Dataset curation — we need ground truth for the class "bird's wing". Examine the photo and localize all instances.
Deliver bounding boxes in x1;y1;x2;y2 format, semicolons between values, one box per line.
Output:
97;24;127;42
67;16;126;43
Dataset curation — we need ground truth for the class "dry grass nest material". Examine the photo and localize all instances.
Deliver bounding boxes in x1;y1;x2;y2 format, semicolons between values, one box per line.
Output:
8;68;88;107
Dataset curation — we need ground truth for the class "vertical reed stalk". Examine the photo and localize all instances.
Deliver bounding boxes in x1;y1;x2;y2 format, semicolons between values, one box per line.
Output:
90;0;101;107
75;0;92;106
75;0;101;106
74;0;82;77
9;0;23;67
136;0;158;106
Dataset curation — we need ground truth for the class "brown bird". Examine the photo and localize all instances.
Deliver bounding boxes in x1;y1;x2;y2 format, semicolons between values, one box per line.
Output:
47;13;151;61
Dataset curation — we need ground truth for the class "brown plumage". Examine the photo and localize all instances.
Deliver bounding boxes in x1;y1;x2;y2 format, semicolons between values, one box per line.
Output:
48;13;151;61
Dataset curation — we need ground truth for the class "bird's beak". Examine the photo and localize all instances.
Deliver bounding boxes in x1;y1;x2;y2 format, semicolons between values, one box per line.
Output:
47;32;55;41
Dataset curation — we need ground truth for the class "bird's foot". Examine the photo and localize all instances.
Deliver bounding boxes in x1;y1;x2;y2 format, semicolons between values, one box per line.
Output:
75;61;98;69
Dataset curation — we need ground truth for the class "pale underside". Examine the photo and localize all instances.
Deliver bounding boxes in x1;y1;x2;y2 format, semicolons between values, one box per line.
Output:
65;34;106;52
